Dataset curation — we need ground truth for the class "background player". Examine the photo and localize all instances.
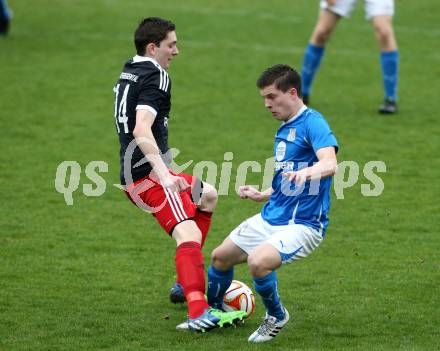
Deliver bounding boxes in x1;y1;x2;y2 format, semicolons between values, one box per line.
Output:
301;0;399;114
0;0;11;35
113;17;246;332
206;65;338;342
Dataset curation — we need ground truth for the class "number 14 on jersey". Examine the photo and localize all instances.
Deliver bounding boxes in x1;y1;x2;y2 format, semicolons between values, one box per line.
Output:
113;83;130;134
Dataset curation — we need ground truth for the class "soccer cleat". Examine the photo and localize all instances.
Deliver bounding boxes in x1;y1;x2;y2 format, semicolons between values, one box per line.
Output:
302;94;309;105
187;308;247;333
379;97;398;114
169;282;186;304
248;307;290;343
0;18;9;35
176;321;190;331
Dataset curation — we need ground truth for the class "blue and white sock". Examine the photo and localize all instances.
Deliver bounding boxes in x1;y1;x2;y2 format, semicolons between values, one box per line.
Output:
301;43;326;96
380;50;399;101
207;266;233;310
253;271;285;321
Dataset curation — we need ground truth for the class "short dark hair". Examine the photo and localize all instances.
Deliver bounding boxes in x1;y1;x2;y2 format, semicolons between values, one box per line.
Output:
134;17;176;55
256;64;302;97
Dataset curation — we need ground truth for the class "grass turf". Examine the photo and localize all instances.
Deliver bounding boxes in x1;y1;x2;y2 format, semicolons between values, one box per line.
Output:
1;0;439;350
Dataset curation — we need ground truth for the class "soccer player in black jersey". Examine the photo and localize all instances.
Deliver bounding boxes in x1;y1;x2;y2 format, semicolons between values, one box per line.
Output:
113;17;246;332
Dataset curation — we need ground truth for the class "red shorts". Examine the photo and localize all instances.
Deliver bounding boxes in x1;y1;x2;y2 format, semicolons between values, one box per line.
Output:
125;171;202;234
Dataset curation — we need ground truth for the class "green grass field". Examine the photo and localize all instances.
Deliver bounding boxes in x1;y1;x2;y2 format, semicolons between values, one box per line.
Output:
1;0;439;350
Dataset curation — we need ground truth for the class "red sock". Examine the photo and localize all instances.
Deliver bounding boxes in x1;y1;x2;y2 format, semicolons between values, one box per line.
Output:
176;211;212;285
195;210;213;248
175;241;209;318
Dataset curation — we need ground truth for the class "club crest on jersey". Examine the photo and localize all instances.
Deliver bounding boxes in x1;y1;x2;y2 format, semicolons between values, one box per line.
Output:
276;141;286;161
287;128;296;141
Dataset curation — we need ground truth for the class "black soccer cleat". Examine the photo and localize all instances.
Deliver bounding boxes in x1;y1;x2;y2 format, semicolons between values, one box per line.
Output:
0;18;10;35
379;97;398;114
169;282;186;304
302;94;309;105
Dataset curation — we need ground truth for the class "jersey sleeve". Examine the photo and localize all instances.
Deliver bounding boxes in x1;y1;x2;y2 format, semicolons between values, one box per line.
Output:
136;69;168;117
306;115;339;154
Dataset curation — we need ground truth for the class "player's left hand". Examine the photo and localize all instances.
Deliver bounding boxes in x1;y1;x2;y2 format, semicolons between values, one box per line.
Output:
282;170;308;185
161;173;190;193
238;185;262;202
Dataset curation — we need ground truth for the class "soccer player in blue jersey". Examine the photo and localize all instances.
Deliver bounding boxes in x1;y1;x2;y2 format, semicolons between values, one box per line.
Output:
301;0;399;114
206;64;338;342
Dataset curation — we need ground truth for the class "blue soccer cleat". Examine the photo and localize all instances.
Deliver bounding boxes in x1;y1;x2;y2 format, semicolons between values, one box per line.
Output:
187;307;247;333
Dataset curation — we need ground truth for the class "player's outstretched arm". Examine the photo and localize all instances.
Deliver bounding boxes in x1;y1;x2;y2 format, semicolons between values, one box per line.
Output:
238;186;273;202
282;146;337;185
133;110;189;192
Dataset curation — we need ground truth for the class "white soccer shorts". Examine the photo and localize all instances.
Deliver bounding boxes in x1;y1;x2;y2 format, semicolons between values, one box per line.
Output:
229;213;323;264
320;0;395;20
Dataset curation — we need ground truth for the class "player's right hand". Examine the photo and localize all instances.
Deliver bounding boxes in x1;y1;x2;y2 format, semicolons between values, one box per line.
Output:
326;0;337;6
161;174;190;193
238;185;262;202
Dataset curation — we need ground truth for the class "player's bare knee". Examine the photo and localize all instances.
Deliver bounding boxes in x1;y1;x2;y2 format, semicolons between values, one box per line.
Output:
247;254;266;277
373;22;396;50
172;221;202;246
374;26;390;44
211;247;231;270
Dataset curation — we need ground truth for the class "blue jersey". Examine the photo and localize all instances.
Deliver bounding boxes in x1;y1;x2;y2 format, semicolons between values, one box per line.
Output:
261;106;338;233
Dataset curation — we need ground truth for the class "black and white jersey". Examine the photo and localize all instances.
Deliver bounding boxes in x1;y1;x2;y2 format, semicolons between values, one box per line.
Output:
113;55;172;185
